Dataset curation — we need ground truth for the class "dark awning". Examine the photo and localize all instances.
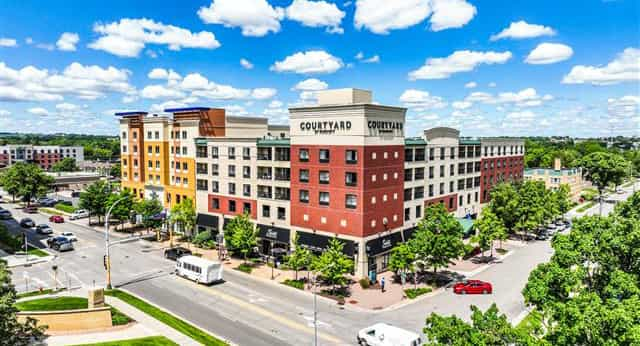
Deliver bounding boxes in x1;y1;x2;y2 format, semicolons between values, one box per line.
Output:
403;226;417;241
196;213;219;229
257;224;291;244
366;231;405;256
296;231;355;257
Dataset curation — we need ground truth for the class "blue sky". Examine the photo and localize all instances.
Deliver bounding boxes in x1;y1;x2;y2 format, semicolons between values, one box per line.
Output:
0;0;638;137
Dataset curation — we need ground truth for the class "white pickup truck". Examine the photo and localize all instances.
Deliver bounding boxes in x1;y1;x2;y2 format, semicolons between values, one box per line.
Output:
357;323;422;346
69;209;89;220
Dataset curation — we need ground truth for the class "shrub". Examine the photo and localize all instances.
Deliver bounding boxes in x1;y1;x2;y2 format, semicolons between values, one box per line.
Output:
282;279;305;290
235;263;253;273
359;277;371;289
54;203;77;213
0;224;22;252
192;231;216;249
404;287;432;299
462;244;481;259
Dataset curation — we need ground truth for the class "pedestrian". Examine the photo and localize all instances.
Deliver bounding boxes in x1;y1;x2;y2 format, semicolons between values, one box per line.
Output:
381;276;385;293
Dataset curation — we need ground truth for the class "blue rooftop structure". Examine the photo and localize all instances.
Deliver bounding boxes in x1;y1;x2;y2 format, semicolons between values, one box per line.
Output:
164;107;211;113
114;111;148;116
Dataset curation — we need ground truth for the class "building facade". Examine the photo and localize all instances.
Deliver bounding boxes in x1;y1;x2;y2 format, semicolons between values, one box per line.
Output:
0;145;84;170
117;89;525;277
524;158;588;201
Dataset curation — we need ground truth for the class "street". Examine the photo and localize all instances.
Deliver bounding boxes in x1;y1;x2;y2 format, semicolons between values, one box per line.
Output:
2;181;637;345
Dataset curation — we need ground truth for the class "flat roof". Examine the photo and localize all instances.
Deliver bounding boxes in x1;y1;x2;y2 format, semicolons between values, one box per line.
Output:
164;107;211;113
257;138;290;147
405;138;428;146
114;111;148;116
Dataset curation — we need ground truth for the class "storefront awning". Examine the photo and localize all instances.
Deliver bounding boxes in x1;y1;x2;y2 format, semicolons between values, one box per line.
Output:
296;231;355;257
196;213;219;229
366;231;405;256
257;224;290;244
456;217;475;237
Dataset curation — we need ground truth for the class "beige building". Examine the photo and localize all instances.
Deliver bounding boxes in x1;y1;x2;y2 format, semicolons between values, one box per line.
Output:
524;158;588;201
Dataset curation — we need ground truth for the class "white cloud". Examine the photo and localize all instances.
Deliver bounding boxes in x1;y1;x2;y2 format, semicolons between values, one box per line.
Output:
488;82;496;87
463;88;553;108
268;100;283;108
36;43;54;51
0;38;17;47
490;20;556;41
608;95;639;118
251;88;277;100
225;105;249;116
56;32;79;51
55;103;81;112
240;58;254;69
293;78;328;91
0;109;11;116
28;107;50;116
147;68;181;81
429;0;477;32
562;47;640;85
354;0;432;34
141;84;186;99
464;81;477;88
286;0;345;34
525;43;573;65
89;18;220;57
271;50;343;74
409;50;512;80
465;91;493;103
122;95;138;103
198;0;284;37
505;110;536;121
452;101;472;109
0;61;133;102
355;52;380;63
399;89;447;110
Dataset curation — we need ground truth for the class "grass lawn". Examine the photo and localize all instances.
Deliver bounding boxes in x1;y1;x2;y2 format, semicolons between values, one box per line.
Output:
38;208;65;216
27;247;49;257
69;336;178;346
54;203;77;214
105;289;227;346
404;287;433;299
15;296;133;326
16;288;63;299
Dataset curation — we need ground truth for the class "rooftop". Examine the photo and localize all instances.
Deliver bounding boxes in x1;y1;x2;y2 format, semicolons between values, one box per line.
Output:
525;168;582;176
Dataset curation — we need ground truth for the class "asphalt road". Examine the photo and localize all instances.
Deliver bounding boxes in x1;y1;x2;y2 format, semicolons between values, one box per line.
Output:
2;180;637;345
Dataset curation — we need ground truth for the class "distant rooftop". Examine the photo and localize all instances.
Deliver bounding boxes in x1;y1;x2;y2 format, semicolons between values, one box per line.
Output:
257;138;290;147
114;111;148;116
164;107;211;113
405;137;428;146
525;168;581;176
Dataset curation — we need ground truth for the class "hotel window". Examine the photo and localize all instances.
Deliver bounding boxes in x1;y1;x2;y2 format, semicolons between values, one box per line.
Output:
405;149;414;162
319;171;330;184
450;164;455;176
133;159;138;168
155;145;160;154
429;166;434;179
228;182;236;195
262;205;270;218
212;164;219;176
147;131;152;139
414;186;424;199
299;169;309;183
243;147;250;160
299;148;309;162
345;172;357;186
228;165;236;177
170;146;174;154
181;131;187;139
345;194;357;209
183;178;188;186
414;168;424;180
243;166;251;178
211;147;219;159
156;161;160;169
182;162;188;170
346;149;358;163
428;184;434;197
404;208;411;221
228;200;236;212
181;147;187;155
440;165;445;177
319;149;330;163
440;183;445;195
154;131;159;140
197;179;208;191
319;192;330;206
148;160;153;168
196;146;208;158
404;188;412;201
243;184;251;197
123;159;127;166
243;202;251;214
475;191;479;202
404;169;413;181
211;181;219;192
277;207;286;220
459;195;464;206
439;147;445;160
458;179;465;190
458;163;465;175
228;147;235;159
175;177;181;185
299;190;310;203
197;163;208;174
148;146;153;154
450;181;455;193
450;147;456;159
429;148;434;160
133;145;138;153
211;198;220;209
122;131;127;139
371;152;376;160
416;205;422;219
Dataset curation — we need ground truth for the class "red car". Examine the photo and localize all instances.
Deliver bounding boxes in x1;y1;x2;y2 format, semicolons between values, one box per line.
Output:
49;215;65;223
453;280;492;295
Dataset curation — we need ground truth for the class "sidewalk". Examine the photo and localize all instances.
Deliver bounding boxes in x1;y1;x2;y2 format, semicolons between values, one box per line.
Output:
3;253;54;268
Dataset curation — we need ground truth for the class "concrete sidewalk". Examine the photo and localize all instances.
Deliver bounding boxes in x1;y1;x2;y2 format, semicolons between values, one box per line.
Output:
3;253;54;268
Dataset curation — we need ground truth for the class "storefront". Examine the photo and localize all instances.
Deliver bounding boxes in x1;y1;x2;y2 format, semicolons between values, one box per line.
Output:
296;231;356;257
196;213;219;234
257;224;291;257
365;230;406;274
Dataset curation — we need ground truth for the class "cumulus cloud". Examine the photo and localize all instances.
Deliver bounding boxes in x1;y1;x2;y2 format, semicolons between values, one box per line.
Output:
525;43;573;65
56;32;79;51
293;78;328;91
355;52;380;63
89;18;220;57
141;84;186;99
147;68;181;81
271;50;343;74
251;88;277;99
0;61;134;102
286;0;345;34
429;0;477;32
28;107;50;116
608;95;639;118
0;109;11;116
464;81;477;88
505;110;536;121
399;89;447;111
0;38;17;47
490;20;556;41
464;88;553;107
408;50;512;80
198;0;284;37
240;58;254;69
562;47;639;85
452;101;472;109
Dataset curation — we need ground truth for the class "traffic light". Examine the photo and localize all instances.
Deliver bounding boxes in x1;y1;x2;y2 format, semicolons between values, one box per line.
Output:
103;255;107;270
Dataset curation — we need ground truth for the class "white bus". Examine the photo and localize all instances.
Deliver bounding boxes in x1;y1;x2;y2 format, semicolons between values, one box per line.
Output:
175;255;223;284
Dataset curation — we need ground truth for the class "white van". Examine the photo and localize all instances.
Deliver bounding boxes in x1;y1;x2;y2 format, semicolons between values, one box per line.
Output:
175;255;223;284
357;323;421;346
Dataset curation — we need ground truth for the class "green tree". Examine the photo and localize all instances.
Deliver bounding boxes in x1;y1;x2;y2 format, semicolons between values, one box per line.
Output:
226;214;257;263
0;166;21;202
0;260;46;345
286;235;314;280
105;189;135;229
552;184;571;216
474;210;506;258
411;203;465;274
51;157;78;172
311;238;354;294
168;197;196;239
79;180;113;224
514;181;546;240
0;163;54;206
134;197;164;231
388;242;416;289
487;183;519;232
109;162;121;178
579;152;630;215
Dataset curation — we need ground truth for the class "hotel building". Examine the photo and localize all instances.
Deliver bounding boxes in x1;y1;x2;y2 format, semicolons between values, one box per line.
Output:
116;89;524;277
525;158;588;201
0;144;84;170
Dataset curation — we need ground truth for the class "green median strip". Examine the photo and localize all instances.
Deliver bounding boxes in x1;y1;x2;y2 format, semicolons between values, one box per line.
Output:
105;289;228;346
576;201;596;213
69;336;178;346
14;297;133;326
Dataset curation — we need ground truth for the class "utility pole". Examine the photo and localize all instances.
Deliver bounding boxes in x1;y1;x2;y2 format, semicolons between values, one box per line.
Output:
313;263;334;346
104;196;127;290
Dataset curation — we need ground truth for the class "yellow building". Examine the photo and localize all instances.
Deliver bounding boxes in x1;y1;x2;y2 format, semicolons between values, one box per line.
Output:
524;158;589;201
117;108;225;208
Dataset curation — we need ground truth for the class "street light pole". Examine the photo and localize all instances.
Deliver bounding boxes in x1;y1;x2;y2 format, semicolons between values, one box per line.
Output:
312;263;334;346
104;196;127;290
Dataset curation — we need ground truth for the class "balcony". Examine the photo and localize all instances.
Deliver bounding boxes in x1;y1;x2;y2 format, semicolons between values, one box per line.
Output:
275;187;290;201
275;168;290;181
258;167;273;180
258;148;272;161
258;186;272;199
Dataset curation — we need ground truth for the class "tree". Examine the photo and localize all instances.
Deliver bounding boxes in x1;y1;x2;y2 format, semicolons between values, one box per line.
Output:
0;260;46;345
226;214;257;263
411;203;465;274
109;162;121;178
79;180;113;224
474;210;506;258
311;238;353;294
134;197;163;231
105;189;135;228
552;184;571;216
579;152;630;215
0;163;54;206
514;181;546;240
487;183;520;232
0;166;21;202
388;242;416;289
169;198;196;238
51;157;78;172
286;235;313;280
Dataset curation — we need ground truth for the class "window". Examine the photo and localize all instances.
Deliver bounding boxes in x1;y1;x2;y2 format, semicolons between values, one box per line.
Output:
182;162;188;171
440;165;445;177
147;131;152;139
450;181;455;193
458;179;465;191
242;147;250;160
299;148;309;162
122;131;127;139
122;145;127;153
404;208;411;221
346;150;358;163
440;147;445;160
299;190;309;203
228;147;235;159
428;184;434;197
319;171;330;184
197;179;208;191
181;147;187;155
299;169;309;183
459;195;464;206
277;207;286;220
414;167;424;180
228;165;236;177
404;169;413;181
319;149;330;163
148;160;153;168
262;205;270;218
416;205;422;219
414;186;424;199
415;148;425;161
196;163;208;175
243;203;251;214
404;188;412;201
345;194;357;209
211;147;219;159
212;164;219;176
148;146;153;154
211;181;219;193
211;198;220;209
228;182;236;195
429;166;434;179
429;148;434;160
319;192;330;206
243;184;251;197
345;172;357;186
196;146;208;158
228;200;236;212
405;149;414;162
458;163;465;175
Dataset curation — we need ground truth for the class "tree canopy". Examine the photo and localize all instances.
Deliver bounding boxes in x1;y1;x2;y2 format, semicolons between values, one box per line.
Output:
0;163;54;205
79;180;113;224
51;157;78;172
169;197;196;236
224;214;256;262
312;238;353;292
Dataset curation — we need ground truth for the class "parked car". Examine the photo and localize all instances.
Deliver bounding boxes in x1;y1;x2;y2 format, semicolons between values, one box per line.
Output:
35;224;53;235
453;280;493;295
38;198;57;207
59;232;77;242
69;209;89;220
24;206;38;214
49;215;65;223
19;218;35;228
357;323;422;346
0;210;11;220
535;231;549;241
164;246;192;261
47;236;74;251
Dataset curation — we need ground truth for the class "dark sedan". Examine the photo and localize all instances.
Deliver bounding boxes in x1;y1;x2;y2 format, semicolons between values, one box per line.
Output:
163;247;192;261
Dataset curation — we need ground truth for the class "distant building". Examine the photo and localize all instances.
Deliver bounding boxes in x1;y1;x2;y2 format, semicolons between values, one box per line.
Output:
524;158;589;201
0;145;84;171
